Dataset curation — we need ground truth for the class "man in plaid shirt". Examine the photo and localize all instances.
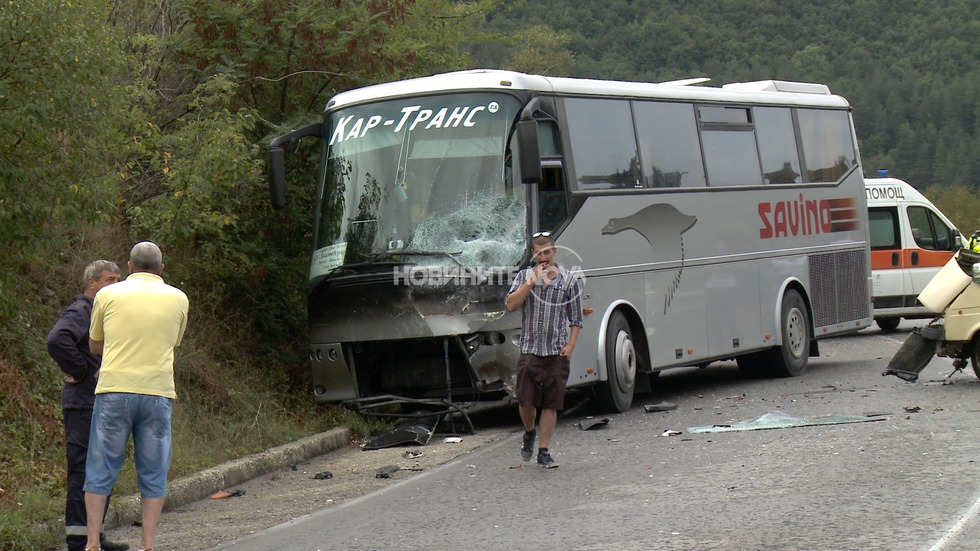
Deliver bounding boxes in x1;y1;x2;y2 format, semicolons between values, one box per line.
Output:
506;232;582;468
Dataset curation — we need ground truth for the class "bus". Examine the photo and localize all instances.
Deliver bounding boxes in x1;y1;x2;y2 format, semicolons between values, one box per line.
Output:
266;69;872;413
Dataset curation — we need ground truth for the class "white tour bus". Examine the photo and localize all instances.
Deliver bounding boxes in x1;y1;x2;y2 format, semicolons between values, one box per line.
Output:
267;70;872;413
866;176;961;331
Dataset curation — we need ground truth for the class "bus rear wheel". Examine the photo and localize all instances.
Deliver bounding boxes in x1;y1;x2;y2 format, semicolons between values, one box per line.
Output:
595;311;636;413
765;289;810;377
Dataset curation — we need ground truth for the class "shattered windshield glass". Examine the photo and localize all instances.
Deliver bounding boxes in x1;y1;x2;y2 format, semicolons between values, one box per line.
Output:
311;93;527;281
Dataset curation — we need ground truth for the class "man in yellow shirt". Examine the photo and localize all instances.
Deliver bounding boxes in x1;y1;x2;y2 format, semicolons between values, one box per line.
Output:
83;242;188;551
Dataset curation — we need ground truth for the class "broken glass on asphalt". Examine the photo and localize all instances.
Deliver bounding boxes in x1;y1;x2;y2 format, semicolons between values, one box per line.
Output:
687;410;887;434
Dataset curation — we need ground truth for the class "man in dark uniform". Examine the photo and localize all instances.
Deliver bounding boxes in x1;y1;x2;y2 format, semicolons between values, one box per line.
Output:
47;260;129;551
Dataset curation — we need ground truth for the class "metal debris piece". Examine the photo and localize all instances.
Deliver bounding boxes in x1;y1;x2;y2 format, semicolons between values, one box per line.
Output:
375;465;402;479
312;471;333;480
362;415;438;450
578;417;610;430
659;430;682;437
687;410;887;434
883;330;937;382
403;450;424;459
444;436;462;443
904;406;921;413
644;401;678;412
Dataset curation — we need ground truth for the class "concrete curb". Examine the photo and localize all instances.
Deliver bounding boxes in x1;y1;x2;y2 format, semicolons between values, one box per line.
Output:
103;426;352;530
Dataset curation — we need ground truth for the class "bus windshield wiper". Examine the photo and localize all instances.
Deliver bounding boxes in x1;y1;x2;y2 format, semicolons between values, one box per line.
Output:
333;259;407;271
309;258;414;293
392;250;466;268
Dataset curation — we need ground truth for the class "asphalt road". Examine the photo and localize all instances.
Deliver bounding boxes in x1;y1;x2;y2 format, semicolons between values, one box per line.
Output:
211;322;980;551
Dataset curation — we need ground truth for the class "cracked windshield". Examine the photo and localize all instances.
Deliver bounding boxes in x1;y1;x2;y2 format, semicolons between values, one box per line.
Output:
311;93;527;281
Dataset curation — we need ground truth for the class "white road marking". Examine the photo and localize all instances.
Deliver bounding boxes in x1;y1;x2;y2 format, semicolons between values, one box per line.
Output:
927;491;980;551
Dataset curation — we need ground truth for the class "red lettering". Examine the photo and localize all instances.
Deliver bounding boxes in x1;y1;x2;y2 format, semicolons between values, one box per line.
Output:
819;199;832;233
760;196;853;239
773;202;787;237
758;203;773;239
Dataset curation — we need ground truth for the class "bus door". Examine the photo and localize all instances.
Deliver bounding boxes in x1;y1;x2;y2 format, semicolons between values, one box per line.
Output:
535;121;570;233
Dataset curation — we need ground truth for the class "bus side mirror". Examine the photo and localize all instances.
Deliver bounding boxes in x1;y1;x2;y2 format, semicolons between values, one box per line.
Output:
265;122;324;210
517;119;541;185
267;147;286;209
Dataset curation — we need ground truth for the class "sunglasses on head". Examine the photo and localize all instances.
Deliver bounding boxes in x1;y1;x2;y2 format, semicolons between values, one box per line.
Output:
532;231;551;238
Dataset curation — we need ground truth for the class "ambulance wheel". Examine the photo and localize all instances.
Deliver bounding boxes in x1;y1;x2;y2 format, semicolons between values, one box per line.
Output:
765;289;810;377
970;336;980;381
875;317;901;332
595;311;636;413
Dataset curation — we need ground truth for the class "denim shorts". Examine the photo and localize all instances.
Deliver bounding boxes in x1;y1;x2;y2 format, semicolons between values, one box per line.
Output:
84;393;173;499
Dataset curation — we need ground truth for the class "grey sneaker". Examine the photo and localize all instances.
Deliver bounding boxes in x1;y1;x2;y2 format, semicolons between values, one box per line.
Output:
537;449;558;468
521;430;535;461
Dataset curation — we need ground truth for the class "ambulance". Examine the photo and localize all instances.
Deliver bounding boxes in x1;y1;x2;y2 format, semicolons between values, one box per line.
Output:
867;176;962;330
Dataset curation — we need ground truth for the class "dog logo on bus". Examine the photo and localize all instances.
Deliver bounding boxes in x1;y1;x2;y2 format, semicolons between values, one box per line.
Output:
602;203;697;314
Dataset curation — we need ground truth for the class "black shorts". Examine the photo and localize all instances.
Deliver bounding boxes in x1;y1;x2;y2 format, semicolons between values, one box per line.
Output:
515;354;570;410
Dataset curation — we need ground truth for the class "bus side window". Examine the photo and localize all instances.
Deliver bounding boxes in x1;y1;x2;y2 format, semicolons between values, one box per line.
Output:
754;107;802;184
634;101;706;188
797;109;856;183
564;98;640;190
538;164;568;232
698;106;763;186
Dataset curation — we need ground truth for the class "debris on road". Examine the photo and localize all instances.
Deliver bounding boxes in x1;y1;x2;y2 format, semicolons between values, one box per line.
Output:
644;401;678;412
659;430;683;437
904;406;921;413
403;450;424;459
687;410;887;434
444;436;463;443
362;415;438;450
312;471;333;480
210;489;245;499
577;417;610;430
375;465;402;478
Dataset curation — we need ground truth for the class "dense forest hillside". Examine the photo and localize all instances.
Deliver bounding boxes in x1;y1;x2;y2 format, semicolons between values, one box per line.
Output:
481;0;980;205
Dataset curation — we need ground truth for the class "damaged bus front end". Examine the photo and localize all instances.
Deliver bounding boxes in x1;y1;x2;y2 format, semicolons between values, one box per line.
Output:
308;271;521;402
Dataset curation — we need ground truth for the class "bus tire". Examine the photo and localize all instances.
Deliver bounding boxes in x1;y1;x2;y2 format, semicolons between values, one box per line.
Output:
875;317;901;332
594;311;636;413
765;289;810;377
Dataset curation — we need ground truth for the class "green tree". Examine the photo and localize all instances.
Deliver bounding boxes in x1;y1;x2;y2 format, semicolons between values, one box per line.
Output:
923;183;980;235
506;25;574;76
0;0;130;314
